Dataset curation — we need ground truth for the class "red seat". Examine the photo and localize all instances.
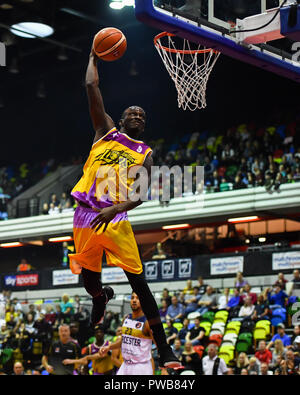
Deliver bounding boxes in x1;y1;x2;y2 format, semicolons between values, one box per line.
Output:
208;334;223;347
193;345;204;358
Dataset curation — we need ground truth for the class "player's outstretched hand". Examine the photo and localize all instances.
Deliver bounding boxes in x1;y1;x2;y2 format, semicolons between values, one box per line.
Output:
98;345;110;357
62;359;73;365
90;206;118;232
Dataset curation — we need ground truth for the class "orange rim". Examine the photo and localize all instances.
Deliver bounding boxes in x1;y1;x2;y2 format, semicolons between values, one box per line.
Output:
154;32;219;55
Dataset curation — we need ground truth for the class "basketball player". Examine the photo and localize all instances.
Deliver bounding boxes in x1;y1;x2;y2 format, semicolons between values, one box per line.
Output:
67;43;180;368
98;292;155;375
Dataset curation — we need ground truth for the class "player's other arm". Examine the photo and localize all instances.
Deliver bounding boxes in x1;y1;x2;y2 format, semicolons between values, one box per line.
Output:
86;49;115;144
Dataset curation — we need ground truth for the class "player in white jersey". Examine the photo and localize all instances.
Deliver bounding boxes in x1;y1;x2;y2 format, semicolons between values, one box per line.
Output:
99;292;155;375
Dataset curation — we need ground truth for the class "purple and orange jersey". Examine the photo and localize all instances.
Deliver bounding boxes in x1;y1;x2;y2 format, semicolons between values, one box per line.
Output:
69;127;152;275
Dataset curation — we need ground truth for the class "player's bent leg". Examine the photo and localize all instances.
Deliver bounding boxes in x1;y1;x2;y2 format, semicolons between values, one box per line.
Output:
81;268;114;326
124;270;181;368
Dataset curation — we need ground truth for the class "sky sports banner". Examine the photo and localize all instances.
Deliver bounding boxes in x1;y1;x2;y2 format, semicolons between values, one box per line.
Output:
144;258;193;282
52;269;79;286
272;251;300;270
4;273;39;288
210;256;244;276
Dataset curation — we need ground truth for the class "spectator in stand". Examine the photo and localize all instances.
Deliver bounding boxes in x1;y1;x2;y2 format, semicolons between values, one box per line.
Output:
196;277;208;295
233;174;246;190
183;280;193;295
270;339;287;368
48;202;60;215
240;284;257;305
60;192;69;210
202;343;228;375
45;305;56;326
290;336;300;356
281;350;300;375
251;293;270;321
11;361;26;375
238;296;255;320
172;338;183;360
217;288;230;310
265;285;288;308
180;341;202;375
60;294;74;323
164;319;178;346
41;203;49;215
267;324;291;349
159;299;169;323
234;352;250;375
255;340;273;364
17;258;34;272
185;317;206;346
49;193;60;208
291;269;300;292
166;296;185;323
61;200;74;213
24;313;37;336
197;286;217;316
178;318;190;345
260;362;273;375
273;272;288;290
247;356;260;375
209;170;221;192
234;272;248;290
226;288;241;310
288;325;300;348
184;287;201;316
161;289;172;306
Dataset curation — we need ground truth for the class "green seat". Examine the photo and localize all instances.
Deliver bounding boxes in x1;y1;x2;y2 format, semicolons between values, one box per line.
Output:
238;332;253;346
235;340;251;353
201;311;215;324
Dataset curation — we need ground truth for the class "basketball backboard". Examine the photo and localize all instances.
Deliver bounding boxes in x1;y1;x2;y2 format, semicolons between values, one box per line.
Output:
135;0;300;81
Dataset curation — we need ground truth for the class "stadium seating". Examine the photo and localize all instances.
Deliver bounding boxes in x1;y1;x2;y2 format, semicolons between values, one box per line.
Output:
200;321;212;336
201;311;215;324
208;334;223;347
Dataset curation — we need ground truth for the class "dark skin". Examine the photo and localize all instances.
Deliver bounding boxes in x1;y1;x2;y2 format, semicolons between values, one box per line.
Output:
86;47;153;232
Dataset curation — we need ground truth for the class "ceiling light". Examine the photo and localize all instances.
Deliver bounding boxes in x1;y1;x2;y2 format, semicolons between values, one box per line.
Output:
162;224;191;230
245;239;250;244
10;22;54;39
228;216;259;223
0;242;23;248
0;4;14;10
48;236;73;243
259;237;266;243
109;1;124;10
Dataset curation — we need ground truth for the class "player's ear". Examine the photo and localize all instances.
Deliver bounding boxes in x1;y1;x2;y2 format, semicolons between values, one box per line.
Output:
119;119;124;129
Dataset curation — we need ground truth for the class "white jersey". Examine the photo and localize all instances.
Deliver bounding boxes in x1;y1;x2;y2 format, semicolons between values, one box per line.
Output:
121;314;153;364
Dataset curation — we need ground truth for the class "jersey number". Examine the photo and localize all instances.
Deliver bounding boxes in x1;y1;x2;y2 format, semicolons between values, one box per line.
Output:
125;327;133;335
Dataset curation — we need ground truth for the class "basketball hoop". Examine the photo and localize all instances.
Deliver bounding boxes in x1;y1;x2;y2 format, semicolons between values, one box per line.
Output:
154;32;220;111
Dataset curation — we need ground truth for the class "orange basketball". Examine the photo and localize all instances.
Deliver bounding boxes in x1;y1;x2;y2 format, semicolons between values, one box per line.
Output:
93;27;127;62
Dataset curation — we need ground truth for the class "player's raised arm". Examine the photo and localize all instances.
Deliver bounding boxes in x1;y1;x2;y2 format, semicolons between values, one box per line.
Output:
86;48;115;143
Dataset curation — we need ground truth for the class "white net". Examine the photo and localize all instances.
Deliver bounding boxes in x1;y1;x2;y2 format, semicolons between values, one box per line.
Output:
154;33;220;111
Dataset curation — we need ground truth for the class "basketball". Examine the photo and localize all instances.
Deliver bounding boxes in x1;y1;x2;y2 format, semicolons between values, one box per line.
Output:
93;27;127;62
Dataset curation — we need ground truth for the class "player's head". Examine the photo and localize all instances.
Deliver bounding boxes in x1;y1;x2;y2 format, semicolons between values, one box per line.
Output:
119;106;146;138
130;292;142;312
94;324;105;342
